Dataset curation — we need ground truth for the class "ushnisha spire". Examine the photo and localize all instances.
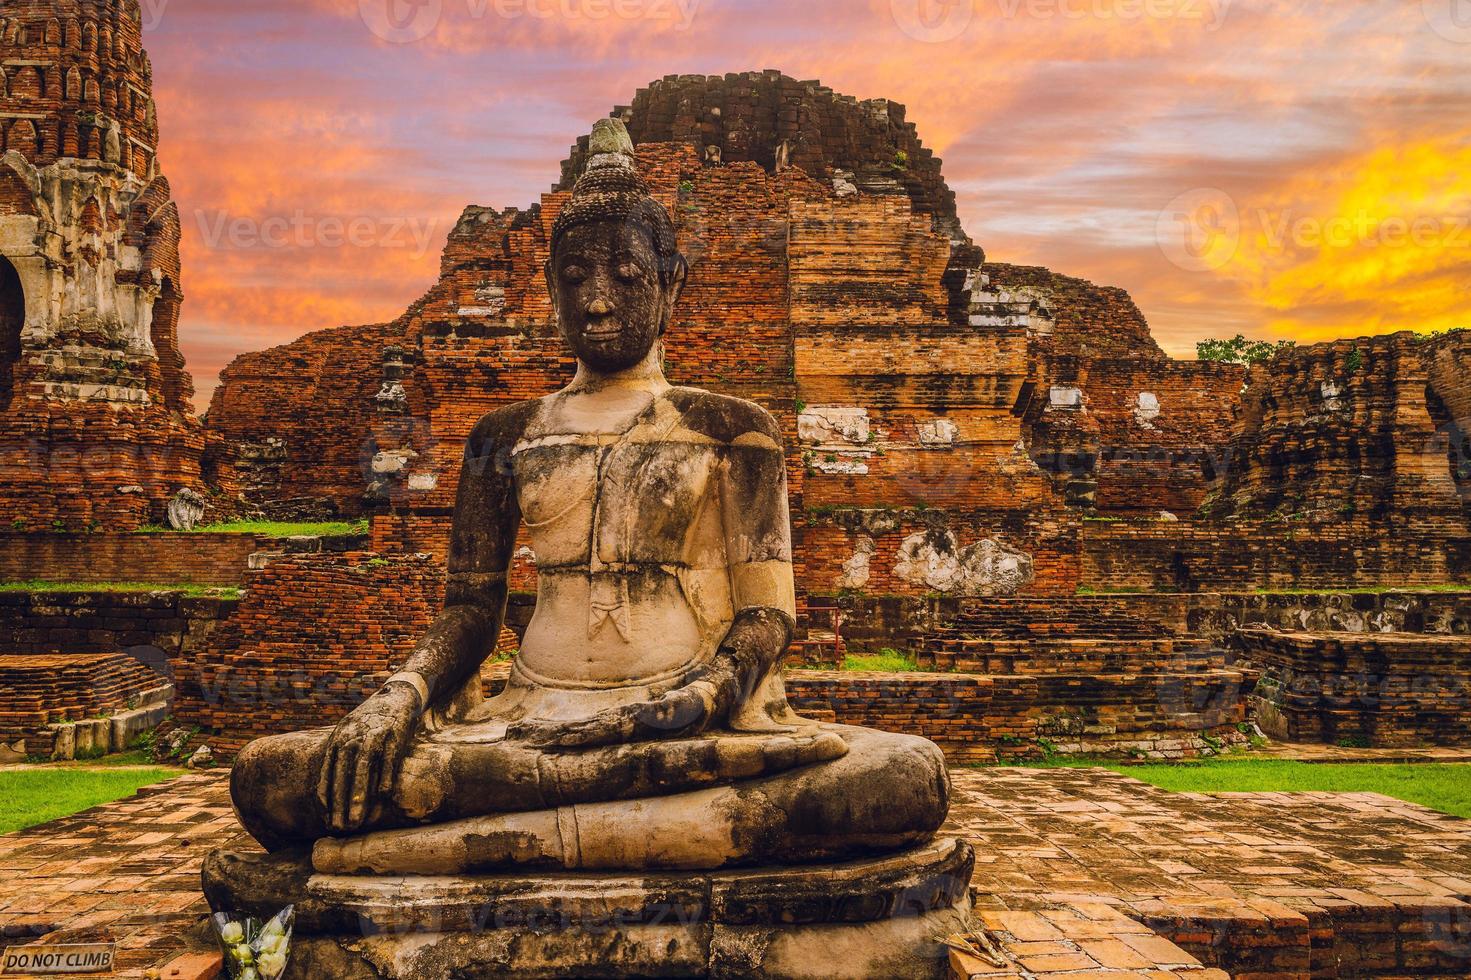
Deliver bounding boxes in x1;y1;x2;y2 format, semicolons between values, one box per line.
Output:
585;117;637;171
551;118;679;266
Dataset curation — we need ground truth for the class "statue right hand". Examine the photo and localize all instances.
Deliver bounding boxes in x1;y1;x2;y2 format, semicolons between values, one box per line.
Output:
316;683;421;834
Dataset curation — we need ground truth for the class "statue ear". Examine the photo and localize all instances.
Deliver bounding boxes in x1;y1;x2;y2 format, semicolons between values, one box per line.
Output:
660;255;688;333
543;259;558;315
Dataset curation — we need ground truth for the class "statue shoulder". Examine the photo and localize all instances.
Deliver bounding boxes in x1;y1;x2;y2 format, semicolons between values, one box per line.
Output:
464;400;541;459
667;387;785;448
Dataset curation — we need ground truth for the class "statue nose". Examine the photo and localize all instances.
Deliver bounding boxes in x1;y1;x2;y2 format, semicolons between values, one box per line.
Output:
586;298;614;317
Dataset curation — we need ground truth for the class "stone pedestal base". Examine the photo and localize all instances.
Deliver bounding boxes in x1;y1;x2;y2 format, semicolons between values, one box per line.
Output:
203;838;974;979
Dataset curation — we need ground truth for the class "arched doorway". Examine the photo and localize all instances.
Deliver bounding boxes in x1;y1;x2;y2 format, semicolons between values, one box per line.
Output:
0;257;23;409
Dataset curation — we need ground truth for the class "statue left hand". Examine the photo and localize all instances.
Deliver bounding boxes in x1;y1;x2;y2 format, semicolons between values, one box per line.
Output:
510;607;791;751
316;683;421;832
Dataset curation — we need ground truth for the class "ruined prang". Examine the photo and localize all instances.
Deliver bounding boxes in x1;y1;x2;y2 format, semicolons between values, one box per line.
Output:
0;0;203;530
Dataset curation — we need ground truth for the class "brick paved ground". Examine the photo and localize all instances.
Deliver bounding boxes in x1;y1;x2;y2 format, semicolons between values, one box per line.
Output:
1249;743;1471;764
0;774;245;978
949;768;1471;976
1;768;1469;977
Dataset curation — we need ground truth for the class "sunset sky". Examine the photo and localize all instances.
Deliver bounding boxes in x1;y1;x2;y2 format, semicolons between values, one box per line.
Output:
142;0;1471;410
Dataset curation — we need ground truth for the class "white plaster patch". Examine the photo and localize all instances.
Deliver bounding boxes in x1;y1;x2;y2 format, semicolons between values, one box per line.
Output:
892;529;1034;597
967;274;1055;336
474;284;507;314
407;472;438;491
1048;386;1084;411
798;405;870;446
836;536;876;590
372;449;417;476
812;456;870;475
1134;391;1161;427
916;418;960;446
1320;381;1346;413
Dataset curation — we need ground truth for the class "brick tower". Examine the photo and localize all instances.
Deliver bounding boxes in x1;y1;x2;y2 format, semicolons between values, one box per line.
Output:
0;0;203;530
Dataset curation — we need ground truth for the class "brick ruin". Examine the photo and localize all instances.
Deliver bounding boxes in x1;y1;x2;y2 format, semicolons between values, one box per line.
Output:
205;72;1098;599
2;64;1470;761
182;71;1471;756
204;71;1471;602
0;54;1467;980
0;0;205;532
1207;330;1470;524
988;262;1249;517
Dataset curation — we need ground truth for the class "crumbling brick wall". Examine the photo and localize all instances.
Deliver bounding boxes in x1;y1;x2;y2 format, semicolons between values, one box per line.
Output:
169;553;445;755
0;653;169;754
784;667;1244;764
0;532;269;586
1207;332;1464;522
983;263;1247;517
1424;331;1471;514
0;589;236;656
1243;628;1471;747
204;321;407;517
1081;519;1471;592
559;70;966;241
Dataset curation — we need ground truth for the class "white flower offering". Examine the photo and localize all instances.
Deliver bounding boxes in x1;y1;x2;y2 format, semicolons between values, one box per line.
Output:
211;905;295;980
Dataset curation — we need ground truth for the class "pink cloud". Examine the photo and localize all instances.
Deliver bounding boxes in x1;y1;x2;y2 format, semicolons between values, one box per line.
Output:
141;0;1471;407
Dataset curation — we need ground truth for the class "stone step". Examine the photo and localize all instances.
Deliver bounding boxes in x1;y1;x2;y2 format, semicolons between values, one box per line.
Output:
47;692;172;761
784;669;1249;763
920;638;1227;675
0;652;172;758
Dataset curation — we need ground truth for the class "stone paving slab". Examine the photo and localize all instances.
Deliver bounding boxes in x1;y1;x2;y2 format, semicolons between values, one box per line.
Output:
0;768;1469;977
1249;742;1471;764
946;767;1471;976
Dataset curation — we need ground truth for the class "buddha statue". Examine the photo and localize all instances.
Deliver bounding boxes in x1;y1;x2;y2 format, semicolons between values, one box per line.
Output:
212;119;968;978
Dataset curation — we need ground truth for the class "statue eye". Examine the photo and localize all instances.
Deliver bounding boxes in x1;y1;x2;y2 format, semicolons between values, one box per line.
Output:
561;264;587;284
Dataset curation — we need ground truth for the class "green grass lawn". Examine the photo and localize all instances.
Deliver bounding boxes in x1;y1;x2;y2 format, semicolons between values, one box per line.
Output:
0;759;181;835
0;580;240;598
1014;758;1471;819
137;519;370;537
842;651;922;672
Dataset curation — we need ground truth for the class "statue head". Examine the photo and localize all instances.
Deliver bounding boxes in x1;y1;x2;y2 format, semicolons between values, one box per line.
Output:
546;119;688;373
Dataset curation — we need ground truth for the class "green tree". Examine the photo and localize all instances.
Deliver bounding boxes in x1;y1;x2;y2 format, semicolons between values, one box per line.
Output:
1196;334;1295;365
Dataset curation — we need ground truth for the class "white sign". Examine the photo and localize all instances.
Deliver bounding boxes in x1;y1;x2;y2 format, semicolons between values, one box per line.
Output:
1;943;115;974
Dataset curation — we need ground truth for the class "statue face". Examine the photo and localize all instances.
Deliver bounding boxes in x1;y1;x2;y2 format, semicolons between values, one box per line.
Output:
547;221;683;373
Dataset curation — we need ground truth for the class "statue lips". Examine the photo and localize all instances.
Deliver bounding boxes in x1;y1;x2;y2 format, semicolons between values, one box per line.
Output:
581;318;627;344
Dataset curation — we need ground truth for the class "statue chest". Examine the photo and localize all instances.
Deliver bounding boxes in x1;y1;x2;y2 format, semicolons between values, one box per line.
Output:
510;435;726;570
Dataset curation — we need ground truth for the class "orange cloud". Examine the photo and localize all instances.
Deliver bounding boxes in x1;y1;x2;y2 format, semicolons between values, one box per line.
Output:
141;0;1470;404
